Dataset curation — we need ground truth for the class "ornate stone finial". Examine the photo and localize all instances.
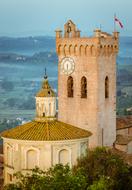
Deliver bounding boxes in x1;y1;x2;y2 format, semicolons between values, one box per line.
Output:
44;68;48;80
94;29;101;37
113;31;119;39
55;28;62;38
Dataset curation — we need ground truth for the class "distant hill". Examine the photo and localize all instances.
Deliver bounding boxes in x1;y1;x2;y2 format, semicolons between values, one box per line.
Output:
0;51;57;64
0;36;132;64
0;35;132;53
120;36;132;48
0;36;55;54
0;36;131;118
117;56;132;65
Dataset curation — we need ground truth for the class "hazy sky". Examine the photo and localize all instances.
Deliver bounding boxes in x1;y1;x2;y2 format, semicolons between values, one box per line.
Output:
0;0;131;36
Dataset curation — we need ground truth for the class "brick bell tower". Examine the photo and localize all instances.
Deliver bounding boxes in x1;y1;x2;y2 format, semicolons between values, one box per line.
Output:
55;20;119;147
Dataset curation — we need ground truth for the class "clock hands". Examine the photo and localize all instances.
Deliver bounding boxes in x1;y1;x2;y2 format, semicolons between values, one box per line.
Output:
66;63;69;73
60;57;75;75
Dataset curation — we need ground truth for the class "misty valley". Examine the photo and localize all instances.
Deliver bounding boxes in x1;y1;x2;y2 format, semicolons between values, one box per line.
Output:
0;36;132;131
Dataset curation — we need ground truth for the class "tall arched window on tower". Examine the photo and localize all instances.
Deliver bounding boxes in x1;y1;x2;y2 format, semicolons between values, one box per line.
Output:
81;76;87;98
67;76;73;97
105;76;109;98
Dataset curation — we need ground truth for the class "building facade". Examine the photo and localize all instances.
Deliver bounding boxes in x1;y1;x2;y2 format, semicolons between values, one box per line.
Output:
56;20;119;147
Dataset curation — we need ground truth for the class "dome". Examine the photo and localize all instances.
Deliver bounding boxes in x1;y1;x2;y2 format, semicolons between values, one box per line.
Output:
36;79;56;98
0;120;92;141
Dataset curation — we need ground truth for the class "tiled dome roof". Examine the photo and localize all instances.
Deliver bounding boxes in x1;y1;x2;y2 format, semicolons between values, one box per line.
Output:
0;120;92;141
36;78;56;97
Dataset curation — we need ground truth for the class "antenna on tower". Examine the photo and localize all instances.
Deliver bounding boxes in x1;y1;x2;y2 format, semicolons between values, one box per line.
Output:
44;68;48;79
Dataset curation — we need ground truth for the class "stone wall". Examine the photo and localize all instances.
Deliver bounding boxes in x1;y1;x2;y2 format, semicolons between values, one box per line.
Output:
3;137;89;185
35;97;56;117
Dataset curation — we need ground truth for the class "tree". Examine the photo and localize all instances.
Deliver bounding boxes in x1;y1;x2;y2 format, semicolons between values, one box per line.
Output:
73;147;132;190
87;176;114;190
4;165;87;190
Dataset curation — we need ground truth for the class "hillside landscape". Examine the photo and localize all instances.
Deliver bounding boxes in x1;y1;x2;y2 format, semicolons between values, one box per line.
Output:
0;36;132;131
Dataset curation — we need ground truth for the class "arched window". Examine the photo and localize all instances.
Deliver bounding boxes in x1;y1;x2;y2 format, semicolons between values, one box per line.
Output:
81;77;87;98
26;150;37;169
105;76;109;98
67;76;73;97
59;149;69;165
7;146;13;166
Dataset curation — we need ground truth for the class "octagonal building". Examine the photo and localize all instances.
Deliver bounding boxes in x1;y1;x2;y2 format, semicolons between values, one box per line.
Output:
1;73;91;184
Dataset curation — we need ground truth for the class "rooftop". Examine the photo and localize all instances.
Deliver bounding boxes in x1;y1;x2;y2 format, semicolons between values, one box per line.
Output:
0;120;92;141
36;72;56;98
116;116;132;130
112;148;132;166
115;134;132;145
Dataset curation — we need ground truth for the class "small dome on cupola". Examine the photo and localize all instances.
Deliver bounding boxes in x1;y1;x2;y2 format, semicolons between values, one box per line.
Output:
36;69;56;98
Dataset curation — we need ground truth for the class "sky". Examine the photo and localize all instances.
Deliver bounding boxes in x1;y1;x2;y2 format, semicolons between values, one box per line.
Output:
0;0;131;37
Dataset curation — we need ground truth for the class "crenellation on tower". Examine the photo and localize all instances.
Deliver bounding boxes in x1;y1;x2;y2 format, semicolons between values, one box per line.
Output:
94;29;101;37
55;29;62;38
56;28;119;58
55;20;119;62
56;42;118;57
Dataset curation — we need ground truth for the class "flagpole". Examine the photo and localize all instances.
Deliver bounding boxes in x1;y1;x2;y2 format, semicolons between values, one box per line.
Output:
114;13;116;32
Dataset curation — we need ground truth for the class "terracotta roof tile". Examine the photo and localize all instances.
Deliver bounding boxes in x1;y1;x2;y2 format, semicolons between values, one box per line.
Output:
116;116;132;130
36;79;55;97
116;134;132;145
0;120;92;141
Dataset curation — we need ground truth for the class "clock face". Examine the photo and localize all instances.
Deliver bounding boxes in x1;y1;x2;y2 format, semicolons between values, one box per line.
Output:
60;57;75;75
